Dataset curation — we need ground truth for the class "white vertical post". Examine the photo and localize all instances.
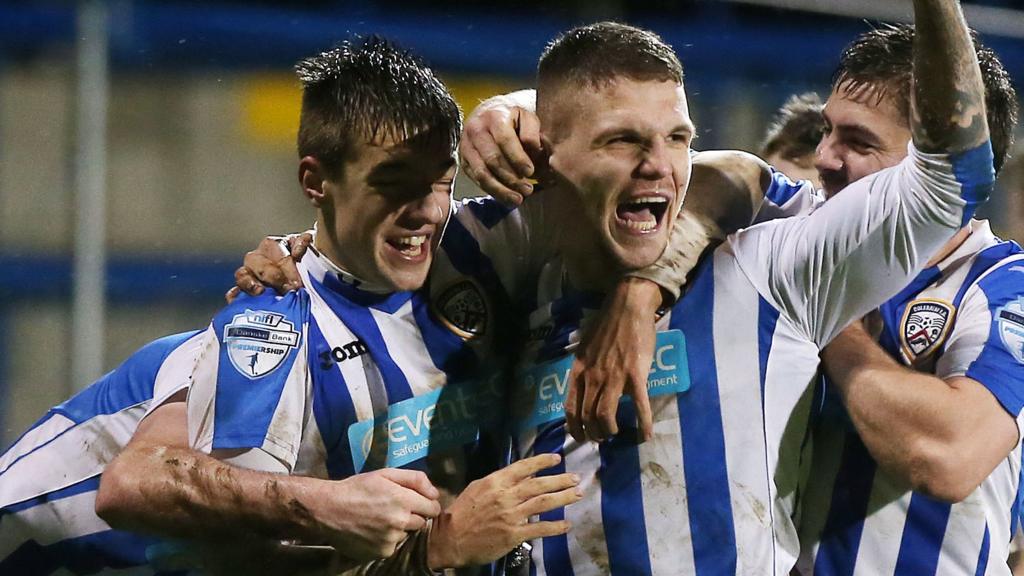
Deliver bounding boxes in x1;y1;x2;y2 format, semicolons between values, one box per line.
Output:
71;0;110;391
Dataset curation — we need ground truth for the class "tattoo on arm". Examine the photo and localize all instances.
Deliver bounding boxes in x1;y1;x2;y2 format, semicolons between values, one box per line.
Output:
911;0;990;154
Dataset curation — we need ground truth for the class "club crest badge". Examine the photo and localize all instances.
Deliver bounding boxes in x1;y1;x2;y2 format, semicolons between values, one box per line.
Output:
223;309;300;379
900;299;956;362
997;298;1024;364
431;279;488;340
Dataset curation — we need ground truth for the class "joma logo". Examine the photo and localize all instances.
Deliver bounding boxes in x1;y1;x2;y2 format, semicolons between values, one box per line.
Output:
319;340;369;369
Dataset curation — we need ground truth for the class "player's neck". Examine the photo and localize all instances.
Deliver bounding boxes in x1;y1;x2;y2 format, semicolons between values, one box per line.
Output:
924;225;972;268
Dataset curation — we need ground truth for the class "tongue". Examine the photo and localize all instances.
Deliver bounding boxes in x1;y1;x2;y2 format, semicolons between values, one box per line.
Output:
617;204;654;222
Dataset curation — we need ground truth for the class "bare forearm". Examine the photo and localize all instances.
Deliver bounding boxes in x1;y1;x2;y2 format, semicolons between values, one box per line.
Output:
99;443;321;542
912;0;989;153
822;329;988;498
826;341;947;468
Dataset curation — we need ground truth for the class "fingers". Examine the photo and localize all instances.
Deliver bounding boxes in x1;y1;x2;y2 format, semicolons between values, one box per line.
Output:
501;453;562;483
582;374;613;442
515;472;580;501
495;112;535;179
628;376;654;443
402;511;429;532
289;232;313;260
234;266;264;296
518;519;572;542
565;360;587;443
519;486;584;518
516;108;542;159
273;254;303;294
225;286;241;304
378;468;441;501
591;387;620;442
461;142;525;206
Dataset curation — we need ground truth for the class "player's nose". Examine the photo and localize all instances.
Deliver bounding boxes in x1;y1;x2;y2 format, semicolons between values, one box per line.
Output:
636;139;673;180
814;136;844;173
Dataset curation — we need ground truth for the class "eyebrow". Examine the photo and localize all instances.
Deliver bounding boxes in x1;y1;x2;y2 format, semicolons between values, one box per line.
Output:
372;157;456;177
593;120;696;143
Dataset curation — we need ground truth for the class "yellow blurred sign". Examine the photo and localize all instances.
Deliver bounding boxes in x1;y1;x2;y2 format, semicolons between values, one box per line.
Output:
240;73;522;146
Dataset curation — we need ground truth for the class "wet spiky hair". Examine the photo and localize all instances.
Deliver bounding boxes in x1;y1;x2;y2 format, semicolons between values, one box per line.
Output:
833;23;1017;173
295;36;462;175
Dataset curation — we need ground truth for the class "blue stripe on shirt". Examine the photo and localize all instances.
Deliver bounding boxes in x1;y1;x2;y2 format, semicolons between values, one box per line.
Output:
973;523;990;576
814;427;877;576
765;169;804;206
312;276;415;404
534;422;575;576
0;475;100;516
948;142;995;227
599;418;653;575
307;316;357;479
965;259;1024;416
1;527;164;575
410;291;478;382
893;493;951;576
670;258;737;575
53;331;200;425
463;198;516;229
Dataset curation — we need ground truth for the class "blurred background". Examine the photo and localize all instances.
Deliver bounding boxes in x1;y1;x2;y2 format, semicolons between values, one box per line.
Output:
0;0;1022;445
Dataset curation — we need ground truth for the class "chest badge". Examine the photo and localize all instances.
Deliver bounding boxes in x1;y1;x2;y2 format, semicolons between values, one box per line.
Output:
900;299;956;363
223;310;300;379
432;279;489;340
997;298;1024;364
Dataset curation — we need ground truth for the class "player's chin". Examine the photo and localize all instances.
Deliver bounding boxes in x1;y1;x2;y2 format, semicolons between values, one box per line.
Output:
607;232;668;272
379;262;432;292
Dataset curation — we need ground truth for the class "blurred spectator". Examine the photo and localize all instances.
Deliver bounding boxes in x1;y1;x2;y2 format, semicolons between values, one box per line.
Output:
759;92;825;186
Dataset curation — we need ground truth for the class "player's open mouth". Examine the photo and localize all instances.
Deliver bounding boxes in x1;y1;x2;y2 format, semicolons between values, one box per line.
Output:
386;234;429;261
615;195;669;234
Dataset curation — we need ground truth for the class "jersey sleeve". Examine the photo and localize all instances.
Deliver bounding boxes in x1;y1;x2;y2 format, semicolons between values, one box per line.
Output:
751;169;823;224
144;331;207;417
731;141;994;347
187;290;310;472
936;257;1024;418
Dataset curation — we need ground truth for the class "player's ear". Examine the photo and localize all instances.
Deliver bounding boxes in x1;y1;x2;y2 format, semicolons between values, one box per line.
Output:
299;156;328;207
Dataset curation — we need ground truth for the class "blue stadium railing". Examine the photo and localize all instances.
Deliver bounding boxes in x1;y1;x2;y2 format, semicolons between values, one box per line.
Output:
1;2;1022;82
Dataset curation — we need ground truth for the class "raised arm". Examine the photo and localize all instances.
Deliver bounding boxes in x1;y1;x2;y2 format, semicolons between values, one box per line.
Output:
731;1;993;349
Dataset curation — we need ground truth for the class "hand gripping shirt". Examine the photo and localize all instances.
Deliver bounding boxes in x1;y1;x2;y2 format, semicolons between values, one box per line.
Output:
797;219;1024;576
510;142;993;576
0;331;204;575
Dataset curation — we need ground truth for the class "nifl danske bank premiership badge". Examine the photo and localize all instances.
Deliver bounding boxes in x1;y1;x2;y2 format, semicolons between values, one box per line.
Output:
223;310;300;378
998;298;1024;364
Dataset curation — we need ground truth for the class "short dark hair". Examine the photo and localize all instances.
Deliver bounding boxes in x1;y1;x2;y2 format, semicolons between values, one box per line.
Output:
295;36;462;177
537;22;683;121
833;23;1018;173
760;92;826;164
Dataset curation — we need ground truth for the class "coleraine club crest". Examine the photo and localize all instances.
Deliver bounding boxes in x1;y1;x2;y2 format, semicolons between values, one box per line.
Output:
223;309;300;378
432;279;488;340
900;299;955;362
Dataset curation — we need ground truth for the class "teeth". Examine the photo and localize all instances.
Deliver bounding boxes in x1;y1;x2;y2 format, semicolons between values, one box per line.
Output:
396;235;426;247
632;196;668;205
624;219;657;232
394;235;426;256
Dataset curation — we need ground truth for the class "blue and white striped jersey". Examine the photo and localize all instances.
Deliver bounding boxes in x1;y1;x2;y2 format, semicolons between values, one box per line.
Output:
185;197;547;489
0;331;204;575
796;220;1024;576
510;142;993;576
